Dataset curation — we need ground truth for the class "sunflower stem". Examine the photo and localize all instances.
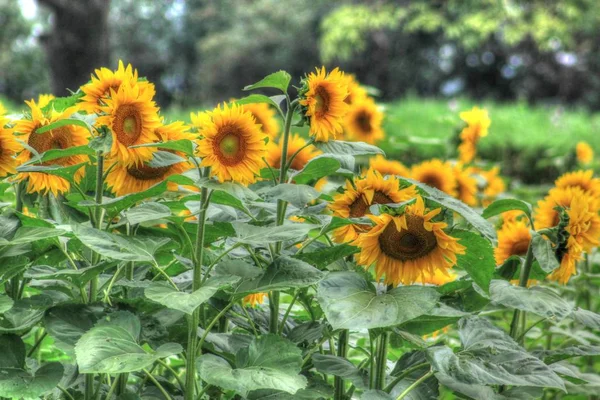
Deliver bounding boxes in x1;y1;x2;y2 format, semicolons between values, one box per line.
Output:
395;370;434;400
509;242;534;341
334;330;349;399
374;331;389;390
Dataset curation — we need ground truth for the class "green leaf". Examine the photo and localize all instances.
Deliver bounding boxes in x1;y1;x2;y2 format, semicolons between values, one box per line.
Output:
36;118;91;134
73;225;170;262
75;314;182;373
196;177;259;201
231;222;317;245
293;243;359;269
312;354;368;389
481;198;532;221
399;303;469;336
131;139;196;157
570;307;600;329
0;295;13;314
452;230;496;293
21;145;95;166
292;157;341;183
126;202;172;225
197;334;307;396
17;162;88;181
537;345;600;364
236;256;324;294
314;140;384;156
359;391;393;400
0;295;53;334
489;279;572;319
210;190;253;216
427;316;565;391
0;335;25;368
0;362;64;399
401;178;497;242
258;184;319;208
147;150;186;168
243;71;292;93
317;272;440;330
234;94;283;115
10;226;66;245
530;231;559;273
389;351;438;400
44;304;104;346
145;275;240;315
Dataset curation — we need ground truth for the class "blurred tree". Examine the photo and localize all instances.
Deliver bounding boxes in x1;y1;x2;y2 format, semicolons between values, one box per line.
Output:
37;0;110;95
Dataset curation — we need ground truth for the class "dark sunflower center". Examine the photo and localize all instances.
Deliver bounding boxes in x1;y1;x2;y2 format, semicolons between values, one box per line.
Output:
511;239;530;257
127;163;171;180
314;86;331;117
349;191;393;218
420;173;443;191
114;104;142;146
378;213;438;261
28;126;73;164
355;111;372;133
213;125;247;166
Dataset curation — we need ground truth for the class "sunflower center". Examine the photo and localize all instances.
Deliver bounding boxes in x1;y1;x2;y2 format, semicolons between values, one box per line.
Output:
314;86;330;117
420;173;443;191
355;111;372;133
28;126;73;164
349;191;393;218
214;125;247;166
511;239;530;257
127;163;171;180
379;213;438;261
114;104;142;146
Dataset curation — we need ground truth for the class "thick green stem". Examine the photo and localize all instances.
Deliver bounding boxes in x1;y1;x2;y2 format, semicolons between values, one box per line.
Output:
509;243;534;340
116;373;128;396
395;370;434;400
375;332;389;390
268;291;280;333
334;330;349;400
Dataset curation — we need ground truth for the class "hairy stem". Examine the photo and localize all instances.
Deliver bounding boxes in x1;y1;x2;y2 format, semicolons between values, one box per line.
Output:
334;330;349;399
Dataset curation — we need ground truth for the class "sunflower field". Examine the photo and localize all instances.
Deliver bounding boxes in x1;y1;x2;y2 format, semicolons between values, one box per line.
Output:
0;63;599;400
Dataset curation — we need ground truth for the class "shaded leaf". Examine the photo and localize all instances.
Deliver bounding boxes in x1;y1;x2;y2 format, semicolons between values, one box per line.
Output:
489;280;572;319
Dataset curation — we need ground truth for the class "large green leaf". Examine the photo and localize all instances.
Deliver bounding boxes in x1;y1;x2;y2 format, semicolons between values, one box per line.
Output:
314;140;384;156
125;202;172;225
231;222;317;245
452;230;496;292
489;280;572;319
9;226;66;245
234;94;284;115
44;304;104;346
196;334;307;396
536;345;600;364
292;157;341;183
481;198;532;221
0;363;64;399
0;335;25;369
258;184;319;208
427;316;565;391
21;145;95;166
316;272;440;330
312;354;368;389
293;243;359;269
0;295;53;334
145;275;240;315
36;117;91;134
570;307;600;329
75;313;182;373
131;139;196;158
0;295;14;314
73;225;170;262
243;71;291;93
530;231;559;273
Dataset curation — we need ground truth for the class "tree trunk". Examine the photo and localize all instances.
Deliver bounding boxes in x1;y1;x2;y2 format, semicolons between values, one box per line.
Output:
37;0;110;96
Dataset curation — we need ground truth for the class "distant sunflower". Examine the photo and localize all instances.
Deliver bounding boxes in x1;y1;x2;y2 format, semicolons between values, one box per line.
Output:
344;97;384;144
479;166;505;204
241;103;279;140
192;103;266;185
411;159;457;196
156;120;197;143
329;169;417;243
80;60;154;114
97;83;161;166
0;117;20;177
458;138;477;164
13;101;89;196
576;141;593;165
341;74;368;106
266;133;320;171
453;163;478;206
534;186;586;230
299;67;349;142
369;155;410;177
37;94;55;109
354;196;466;286
242;293;267;307
563;194;600;253
494;220;532;265
459;106;490;138
555;170;600;198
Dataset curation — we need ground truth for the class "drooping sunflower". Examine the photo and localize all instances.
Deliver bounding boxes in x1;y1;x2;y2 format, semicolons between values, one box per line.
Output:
534;186;587;230
341;74;368;106
37;94;55;109
80;60;154;114
453;163;478;206
354;196;466;286
555;170;600;198
96;82;161;166
266;133;320;171
343;97;384;144
0;117;20;177
494;220;532;265
563;193;600;253
329;169;418;243
241;103;279;141
369;155;410;177
576;141;593;165
192;103;266;185
549;248;582;284
457;106;490;163
411;159;457;196
299;67;349;142
242;293;267;307
13;101;90;196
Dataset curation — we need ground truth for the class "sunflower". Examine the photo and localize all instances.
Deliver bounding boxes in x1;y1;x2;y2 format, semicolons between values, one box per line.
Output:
241;103;279;141
266;133;320;171
494;220;532;265
192;103;266;185
411;159;457;196
563;193;600;253
534;186;587;230
80;60;154;114
549;245;582;284
415;269;458;286
37;94;55;109
341;74;368;106
13;100;90;196
453;163;477;206
479;166;505;204
329;169;418;243
0;117;20;177
299;67;349;142
344;97;384;144
353;196;466;286
555;170;600;198
242;293;267;307
458;138;477;164
96;82;161;166
460;106;490;138
576;141;593;165
369;155;410;177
